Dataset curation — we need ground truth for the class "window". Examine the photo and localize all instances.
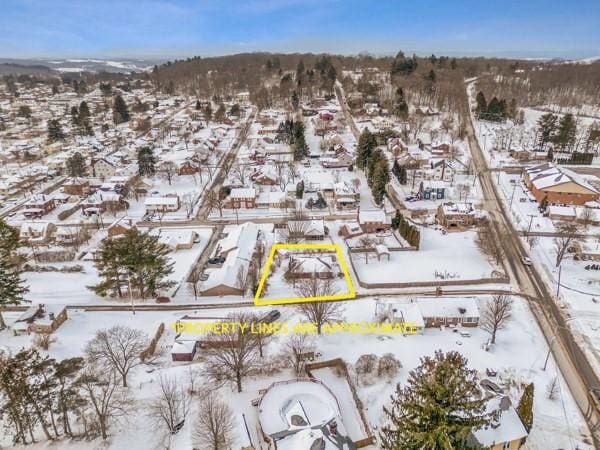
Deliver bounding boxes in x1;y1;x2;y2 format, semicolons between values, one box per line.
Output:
503;442;511;450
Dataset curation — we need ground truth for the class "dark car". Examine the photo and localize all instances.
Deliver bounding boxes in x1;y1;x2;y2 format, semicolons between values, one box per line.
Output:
261;310;281;324
208;256;226;265
156;296;171;304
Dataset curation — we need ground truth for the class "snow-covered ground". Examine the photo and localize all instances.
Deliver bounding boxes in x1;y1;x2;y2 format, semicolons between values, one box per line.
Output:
1;296;593;449
349;227;499;285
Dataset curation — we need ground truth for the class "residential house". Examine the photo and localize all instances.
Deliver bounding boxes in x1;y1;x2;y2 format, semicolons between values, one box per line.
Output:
419;181;446;200
14;304;68;334
201;223;258;296
256;189;287;209
287;219;326;240
358;209;390;233
256;379;357;450
287;254;342;279
227;188;256;209
144;195;180;214
436;202;478;228
150;228;199;251
23;194;55;218
334;182;359;210
469;395;528;450
20;221;56;244
416;297;480;328
91;157;117;179
63;177;90;196
81;192;124;216
107;217;137;237
523;163;599;206
320;152;354;169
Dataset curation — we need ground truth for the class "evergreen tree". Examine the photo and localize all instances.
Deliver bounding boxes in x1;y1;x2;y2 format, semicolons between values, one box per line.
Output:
203;103;213;122
537;113;558;149
516;383;534;433
296;181;304;199
112;95;129;124
47;118;65;142
292;121;309;160
54;357;86;437
357;128;376;170
379;351;495;449
90;229;175;299
214;103;226;122
0;219;28;329
195;99;201;110
475;91;487;116
391;51;418;76
291;90;300;110
137;147;156;177
66;152;86;177
555;113;577;150
393;87;409;119
70;105;79;125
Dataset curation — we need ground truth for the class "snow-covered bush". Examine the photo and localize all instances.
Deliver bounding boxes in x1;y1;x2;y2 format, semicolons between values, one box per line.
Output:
377;353;401;380
355;353;379;385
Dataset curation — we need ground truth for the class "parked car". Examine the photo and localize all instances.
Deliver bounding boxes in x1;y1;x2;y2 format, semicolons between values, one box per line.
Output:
261;309;281;324
156;296;171;303
521;256;533;266
208;256;226;265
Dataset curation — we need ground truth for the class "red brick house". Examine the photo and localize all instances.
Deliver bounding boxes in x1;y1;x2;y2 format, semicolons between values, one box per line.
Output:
358;209;390;233
178;160;198;175
23;195;55;218
227;188;256;209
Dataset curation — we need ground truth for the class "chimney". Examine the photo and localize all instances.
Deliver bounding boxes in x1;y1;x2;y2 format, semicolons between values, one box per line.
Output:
49;312;55;321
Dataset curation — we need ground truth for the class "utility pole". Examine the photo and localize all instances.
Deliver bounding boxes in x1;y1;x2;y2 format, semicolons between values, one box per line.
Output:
556;263;562;298
543;335;557;371
509;184;517;208
526;214;536;245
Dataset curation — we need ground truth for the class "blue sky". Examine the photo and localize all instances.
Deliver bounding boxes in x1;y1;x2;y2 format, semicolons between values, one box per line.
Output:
1;0;599;59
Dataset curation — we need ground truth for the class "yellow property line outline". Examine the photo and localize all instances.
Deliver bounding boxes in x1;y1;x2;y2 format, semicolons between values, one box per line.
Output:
253;243;356;306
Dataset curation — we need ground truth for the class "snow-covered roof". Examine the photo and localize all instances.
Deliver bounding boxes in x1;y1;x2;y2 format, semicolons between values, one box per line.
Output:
258;379;340;437
144;196;179;207
472;397;528;447
230;187;256;199
358;209;386;224
526;163;598;193
416;297;480;318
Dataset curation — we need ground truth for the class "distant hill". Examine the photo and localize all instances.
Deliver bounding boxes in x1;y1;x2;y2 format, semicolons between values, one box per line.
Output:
0;58;163;75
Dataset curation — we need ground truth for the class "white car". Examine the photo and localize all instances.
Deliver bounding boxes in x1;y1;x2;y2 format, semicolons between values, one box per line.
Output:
521;256;533;266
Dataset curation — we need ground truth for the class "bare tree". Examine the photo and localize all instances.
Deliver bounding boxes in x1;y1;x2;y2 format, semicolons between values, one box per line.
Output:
202;313;259;392
148;374;191;435
206;190;225;217
231;163;248;186
546;376;559;400
295;278;343;334
78;366;132;441
481;295;513;344
285;333;315;376
249;313;275;358
553;225;577;267
280;209;310;243
159;161;177;185
579;207;594;230
193;391;235;450
476;220;504;266
85;325;148;387
358;236;376;264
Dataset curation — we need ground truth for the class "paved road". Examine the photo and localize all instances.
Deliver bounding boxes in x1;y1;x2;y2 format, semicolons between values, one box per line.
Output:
464;81;600;444
196;108;257;220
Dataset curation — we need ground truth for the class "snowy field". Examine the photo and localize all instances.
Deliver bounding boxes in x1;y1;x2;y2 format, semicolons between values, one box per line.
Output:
351;227;499;285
